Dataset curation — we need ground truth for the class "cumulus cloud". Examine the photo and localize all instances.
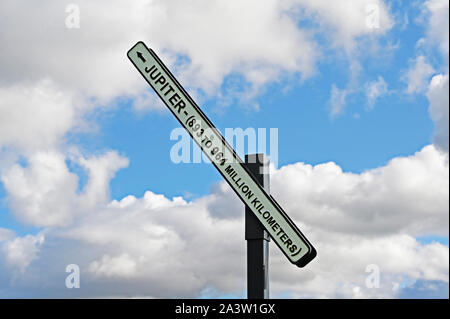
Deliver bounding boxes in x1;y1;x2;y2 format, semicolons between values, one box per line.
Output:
0;0;396;161
410;0;449;153
78;151;129;208
0;145;447;298
88;254;138;278
0;79;81;151
1;150;128;227
1;151;79;227
271;145;449;237
0;0;316;101
0;0;394;106
0;228;15;242
365;76;388;109
1;234;44;273
206;181;243;219
270;234;448;298
0;0;146;101
424;0;449;58
329;84;349;117
427;74;449;151
0;0;446;299
404;55;435;94
289;0;393;51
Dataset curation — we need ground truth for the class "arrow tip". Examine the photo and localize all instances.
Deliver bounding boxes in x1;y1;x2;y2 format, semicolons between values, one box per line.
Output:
137;51;146;62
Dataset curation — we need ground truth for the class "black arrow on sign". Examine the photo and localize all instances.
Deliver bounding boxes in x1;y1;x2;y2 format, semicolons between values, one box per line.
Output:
137;51;146;63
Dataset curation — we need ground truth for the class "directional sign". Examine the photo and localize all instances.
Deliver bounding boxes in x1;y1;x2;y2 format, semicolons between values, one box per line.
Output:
127;41;316;267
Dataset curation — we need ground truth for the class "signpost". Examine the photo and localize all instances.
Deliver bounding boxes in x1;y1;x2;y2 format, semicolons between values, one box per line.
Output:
245;154;270;299
127;41;316;270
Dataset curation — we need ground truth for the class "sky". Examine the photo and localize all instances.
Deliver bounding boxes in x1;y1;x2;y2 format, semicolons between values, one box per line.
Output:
0;0;448;298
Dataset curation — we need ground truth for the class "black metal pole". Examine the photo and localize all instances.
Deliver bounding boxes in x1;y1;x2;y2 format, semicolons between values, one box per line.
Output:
245;153;270;299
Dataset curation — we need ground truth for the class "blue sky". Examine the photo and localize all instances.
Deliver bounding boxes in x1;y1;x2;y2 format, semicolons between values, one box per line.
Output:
0;0;448;298
70;1;438;199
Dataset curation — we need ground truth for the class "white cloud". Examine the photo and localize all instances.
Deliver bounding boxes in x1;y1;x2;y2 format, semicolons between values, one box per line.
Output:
0;0;394;106
329;84;349;116
0;228;15;242
0;0;396;157
366;75;388;109
154;0;319;96
0;1;146;102
88;254;138;278
289;0;393;51
1;151;79;227
404;55;435;94
78;151;129;208
0;79;80;151
0;144;447;298
1;150;128;227
271;145;449;237
1;234;44;273
0;0;446;299
424;0;449;58
0;0;317;102
421;0;449;151
427;74;449;151
402;0;449;153
270;234;448;298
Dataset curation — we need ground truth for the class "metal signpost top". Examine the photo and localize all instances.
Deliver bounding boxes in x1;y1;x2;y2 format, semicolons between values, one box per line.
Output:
127;41;316;268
